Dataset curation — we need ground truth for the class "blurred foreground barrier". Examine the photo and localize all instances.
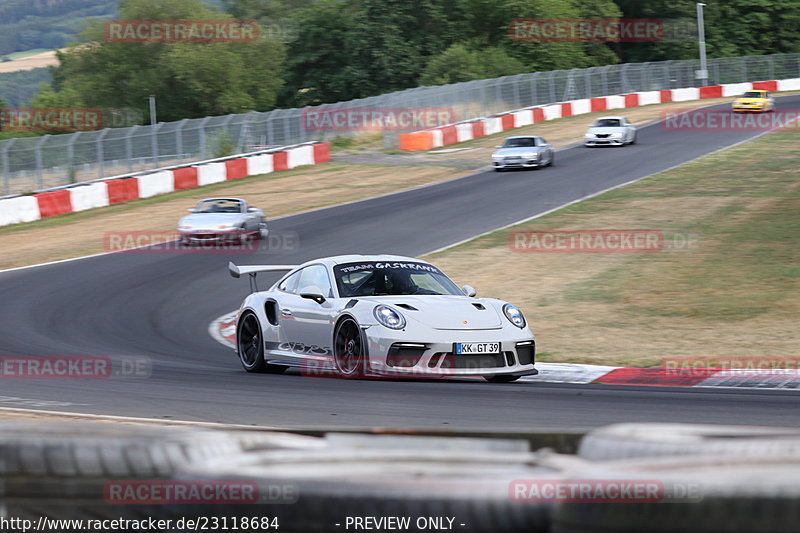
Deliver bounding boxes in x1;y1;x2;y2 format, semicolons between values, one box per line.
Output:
578;423;800;461
0;420;324;521
172;433;572;533
553;453;800;533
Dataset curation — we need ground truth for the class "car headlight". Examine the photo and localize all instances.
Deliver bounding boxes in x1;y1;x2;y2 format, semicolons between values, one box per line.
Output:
526;152;538;158
178;225;191;230
503;304;526;328
610;132;623;138
492;155;503;160
217;224;234;229
373;305;406;329
584;133;594;138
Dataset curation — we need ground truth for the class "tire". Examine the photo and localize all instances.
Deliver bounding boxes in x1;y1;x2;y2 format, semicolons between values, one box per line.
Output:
257;220;269;240
173;443;571;533
553;454;800;533
236;311;286;373
577;423;800;462
333;317;367;378
548;152;555;166
484;375;521;383
0;420;247;520
629;133;636;145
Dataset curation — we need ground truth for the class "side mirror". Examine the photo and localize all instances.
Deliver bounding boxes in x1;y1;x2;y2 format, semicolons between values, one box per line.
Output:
495;145;503;148
247;207;257;213
299;285;326;304
462;285;477;297
187;208;197;213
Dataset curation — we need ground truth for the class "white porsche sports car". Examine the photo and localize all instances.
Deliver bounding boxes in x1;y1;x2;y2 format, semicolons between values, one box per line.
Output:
228;255;537;382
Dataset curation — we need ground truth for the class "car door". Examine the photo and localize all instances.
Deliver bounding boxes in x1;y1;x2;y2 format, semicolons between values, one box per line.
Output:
279;264;337;357
623;119;635;142
538;137;553;163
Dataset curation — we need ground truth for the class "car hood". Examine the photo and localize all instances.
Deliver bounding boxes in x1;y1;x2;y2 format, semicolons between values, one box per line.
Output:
178;213;246;229
492;146;542;157
362;295;505;330
734;98;766;104
587;126;626;135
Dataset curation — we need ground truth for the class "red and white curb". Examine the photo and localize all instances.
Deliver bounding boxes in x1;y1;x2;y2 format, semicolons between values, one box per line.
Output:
398;78;800;151
0;142;331;227
209;312;799;389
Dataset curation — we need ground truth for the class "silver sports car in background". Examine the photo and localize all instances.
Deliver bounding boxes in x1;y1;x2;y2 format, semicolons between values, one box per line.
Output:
491;135;555;171
584;116;637;146
229;255;537;382
178;197;267;244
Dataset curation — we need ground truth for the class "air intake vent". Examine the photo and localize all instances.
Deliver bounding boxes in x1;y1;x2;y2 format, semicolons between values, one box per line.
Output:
396;304;418;311
472;303;485;310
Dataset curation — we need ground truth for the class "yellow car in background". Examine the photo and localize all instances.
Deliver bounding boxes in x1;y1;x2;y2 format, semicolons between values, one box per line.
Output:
732;90;775;113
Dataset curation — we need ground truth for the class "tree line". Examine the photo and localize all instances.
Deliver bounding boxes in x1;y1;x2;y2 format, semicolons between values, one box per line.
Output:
10;0;800;129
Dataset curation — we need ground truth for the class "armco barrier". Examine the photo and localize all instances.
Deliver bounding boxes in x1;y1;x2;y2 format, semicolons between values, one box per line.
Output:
225;158;248;180
246;153;273;176
137;170;174;198
398;79;800;151
0;196;40;225
287;145;314;169
35;190;72;218
0;142;330;228
197;162;227;186
172;167;199;190
107;178;139;205
70;182;109;212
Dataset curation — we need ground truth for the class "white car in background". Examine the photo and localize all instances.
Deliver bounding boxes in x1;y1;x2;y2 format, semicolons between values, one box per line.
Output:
491;135;555;171
229;255;538;382
178;198;267;245
584;116;637;146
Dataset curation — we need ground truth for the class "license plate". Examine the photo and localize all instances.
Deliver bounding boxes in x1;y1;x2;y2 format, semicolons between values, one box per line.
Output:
455;342;500;355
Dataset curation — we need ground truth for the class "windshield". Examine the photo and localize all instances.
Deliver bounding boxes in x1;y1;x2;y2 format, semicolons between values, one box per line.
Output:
594;118;621;127
194;199;242;213
334;261;463;297
503;137;537;147
742;91;764;98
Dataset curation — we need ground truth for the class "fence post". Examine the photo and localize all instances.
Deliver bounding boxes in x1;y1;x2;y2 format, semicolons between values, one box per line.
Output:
176;119;188;161
198;117;211;160
35;135;49;189
97;129;110;179
1;139;15;195
150;122;160;168
125;125;138;173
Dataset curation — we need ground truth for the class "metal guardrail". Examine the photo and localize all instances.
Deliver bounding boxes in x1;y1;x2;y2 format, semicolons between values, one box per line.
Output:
2;53;799;195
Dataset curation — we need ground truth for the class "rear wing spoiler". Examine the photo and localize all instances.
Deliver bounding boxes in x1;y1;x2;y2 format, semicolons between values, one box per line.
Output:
228;262;297;292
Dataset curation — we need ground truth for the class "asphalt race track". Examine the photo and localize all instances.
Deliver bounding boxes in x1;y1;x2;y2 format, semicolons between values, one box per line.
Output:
1;98;799;431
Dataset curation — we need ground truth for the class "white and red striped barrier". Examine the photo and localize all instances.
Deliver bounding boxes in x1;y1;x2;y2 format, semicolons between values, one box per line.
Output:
0;142;331;227
398;78;800;151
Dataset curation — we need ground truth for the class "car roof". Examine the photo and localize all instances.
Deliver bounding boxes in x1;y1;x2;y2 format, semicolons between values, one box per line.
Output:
744;90;767;95
199;197;245;202
594;116;626;121
506;135;540;140
296;255;436;270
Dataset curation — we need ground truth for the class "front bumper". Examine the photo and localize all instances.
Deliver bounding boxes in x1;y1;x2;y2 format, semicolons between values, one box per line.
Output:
493;158;541;169
732;104;767;113
179;229;249;243
365;330;537;378
585;137;623;146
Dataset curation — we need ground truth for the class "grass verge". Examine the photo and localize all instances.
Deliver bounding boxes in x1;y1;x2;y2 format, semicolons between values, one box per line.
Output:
424;129;800;367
